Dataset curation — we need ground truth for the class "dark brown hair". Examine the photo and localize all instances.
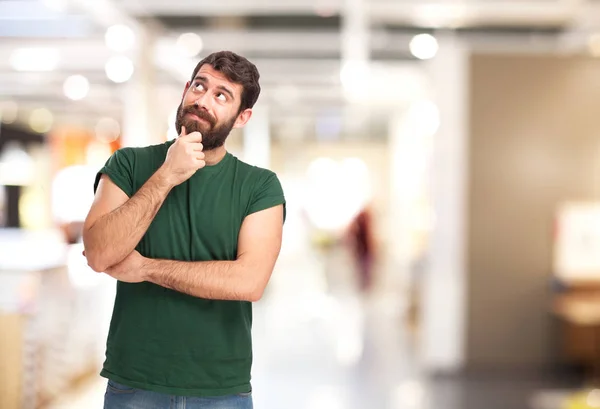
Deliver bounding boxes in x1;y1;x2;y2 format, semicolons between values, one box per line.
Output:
190;51;261;113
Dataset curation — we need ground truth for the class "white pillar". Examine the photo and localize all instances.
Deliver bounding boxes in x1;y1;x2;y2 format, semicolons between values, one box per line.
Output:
388;111;426;271
121;28;163;147
341;0;369;63
340;0;370;103
242;104;270;168
420;34;469;372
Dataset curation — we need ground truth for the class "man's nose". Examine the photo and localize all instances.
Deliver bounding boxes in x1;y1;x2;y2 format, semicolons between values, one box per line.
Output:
194;94;210;111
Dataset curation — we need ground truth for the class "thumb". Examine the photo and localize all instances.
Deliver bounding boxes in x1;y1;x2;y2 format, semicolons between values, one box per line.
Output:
180;125;187;137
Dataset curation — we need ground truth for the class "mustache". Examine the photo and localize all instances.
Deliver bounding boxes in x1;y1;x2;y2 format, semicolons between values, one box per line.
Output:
181;105;216;127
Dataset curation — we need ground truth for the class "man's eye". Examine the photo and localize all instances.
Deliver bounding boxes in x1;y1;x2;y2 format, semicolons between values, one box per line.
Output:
216;93;226;101
194;83;205;91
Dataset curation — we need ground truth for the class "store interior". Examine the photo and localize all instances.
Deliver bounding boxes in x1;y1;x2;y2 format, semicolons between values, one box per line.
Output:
3;1;600;408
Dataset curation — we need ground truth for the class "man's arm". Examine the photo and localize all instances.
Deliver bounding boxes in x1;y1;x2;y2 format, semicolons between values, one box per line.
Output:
82;172;173;272
143;204;284;302
83;127;205;272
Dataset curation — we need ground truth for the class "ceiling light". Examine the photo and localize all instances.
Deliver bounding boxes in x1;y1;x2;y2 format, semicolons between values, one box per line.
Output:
176;33;203;58
63;75;90;101
105;56;134;83
105;24;135;52
10;48;59;72
0;142;34;186
29;108;54;134
95;117;121;143
409;34;439;60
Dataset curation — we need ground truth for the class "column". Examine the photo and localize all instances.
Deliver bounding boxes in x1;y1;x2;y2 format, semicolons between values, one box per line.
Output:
389;112;422;270
242;103;270;168
121;27;163;147
420;33;469;372
340;0;369;102
341;0;369;63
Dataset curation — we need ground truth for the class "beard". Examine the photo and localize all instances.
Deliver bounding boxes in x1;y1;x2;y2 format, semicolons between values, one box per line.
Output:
175;103;236;150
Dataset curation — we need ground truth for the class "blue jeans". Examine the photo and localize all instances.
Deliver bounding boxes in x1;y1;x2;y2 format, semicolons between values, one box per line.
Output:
104;379;253;409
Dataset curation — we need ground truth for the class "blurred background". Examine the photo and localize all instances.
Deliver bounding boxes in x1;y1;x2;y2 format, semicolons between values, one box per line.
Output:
3;0;600;408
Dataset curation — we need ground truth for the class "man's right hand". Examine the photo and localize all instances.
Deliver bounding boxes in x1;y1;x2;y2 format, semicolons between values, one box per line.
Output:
160;126;206;186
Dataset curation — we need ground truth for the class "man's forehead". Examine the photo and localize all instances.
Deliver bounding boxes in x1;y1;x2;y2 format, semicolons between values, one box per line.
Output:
196;65;241;91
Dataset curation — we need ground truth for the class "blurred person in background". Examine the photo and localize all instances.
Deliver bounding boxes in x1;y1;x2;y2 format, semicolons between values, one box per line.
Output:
346;204;377;292
82;51;286;409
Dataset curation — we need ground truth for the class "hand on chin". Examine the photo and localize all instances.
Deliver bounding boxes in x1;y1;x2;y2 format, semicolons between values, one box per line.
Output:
184;122;209;135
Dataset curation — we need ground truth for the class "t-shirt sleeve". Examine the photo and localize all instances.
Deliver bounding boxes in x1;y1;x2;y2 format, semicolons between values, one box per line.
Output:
93;148;135;197
247;171;286;223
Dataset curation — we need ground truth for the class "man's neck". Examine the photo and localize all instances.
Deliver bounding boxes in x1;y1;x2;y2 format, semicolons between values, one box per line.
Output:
204;146;227;166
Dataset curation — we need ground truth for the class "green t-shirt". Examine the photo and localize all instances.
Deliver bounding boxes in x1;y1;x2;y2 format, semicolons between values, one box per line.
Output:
93;140;286;397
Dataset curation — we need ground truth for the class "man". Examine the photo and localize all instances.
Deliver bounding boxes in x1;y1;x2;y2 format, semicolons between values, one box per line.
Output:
83;51;285;409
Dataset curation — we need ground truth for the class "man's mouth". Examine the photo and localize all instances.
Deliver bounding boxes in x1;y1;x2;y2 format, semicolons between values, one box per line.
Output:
186;113;206;122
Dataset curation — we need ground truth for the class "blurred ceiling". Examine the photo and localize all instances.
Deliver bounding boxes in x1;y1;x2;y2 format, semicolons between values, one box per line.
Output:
1;0;599;141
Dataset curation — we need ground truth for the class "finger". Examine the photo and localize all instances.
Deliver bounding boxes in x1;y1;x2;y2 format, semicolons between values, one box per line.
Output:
190;142;203;151
186;131;202;143
180;126;187;136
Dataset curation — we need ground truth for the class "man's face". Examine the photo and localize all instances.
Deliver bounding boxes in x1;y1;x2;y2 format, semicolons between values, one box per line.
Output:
175;64;245;151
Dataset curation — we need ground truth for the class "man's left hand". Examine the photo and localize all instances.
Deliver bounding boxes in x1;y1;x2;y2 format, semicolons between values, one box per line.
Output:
104;250;148;283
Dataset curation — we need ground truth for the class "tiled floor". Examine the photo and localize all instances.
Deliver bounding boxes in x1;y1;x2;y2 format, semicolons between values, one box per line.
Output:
46;247;583;409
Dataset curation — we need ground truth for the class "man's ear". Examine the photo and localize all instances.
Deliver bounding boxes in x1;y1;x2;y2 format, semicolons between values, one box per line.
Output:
233;108;253;129
182;81;191;99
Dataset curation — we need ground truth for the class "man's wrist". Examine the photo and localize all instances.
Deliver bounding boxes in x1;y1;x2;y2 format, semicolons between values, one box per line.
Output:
153;166;176;191
141;257;156;282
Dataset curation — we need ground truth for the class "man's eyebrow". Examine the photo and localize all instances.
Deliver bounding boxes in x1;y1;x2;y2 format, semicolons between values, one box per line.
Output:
193;75;235;100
